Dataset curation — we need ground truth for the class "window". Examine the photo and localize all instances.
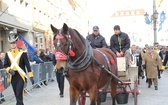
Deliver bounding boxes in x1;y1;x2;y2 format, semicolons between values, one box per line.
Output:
20;0;23;4
0;41;3;52
25;2;28;7
35;37;38;43
40;38;43;43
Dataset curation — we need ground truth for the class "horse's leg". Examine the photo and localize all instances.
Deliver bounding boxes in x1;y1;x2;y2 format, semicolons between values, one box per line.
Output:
70;86;79;105
88;85;98;105
110;80;117;105
97;93;101;105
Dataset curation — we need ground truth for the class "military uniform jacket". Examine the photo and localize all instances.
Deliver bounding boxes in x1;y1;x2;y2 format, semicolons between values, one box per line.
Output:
142;52;162;78
4;49;33;82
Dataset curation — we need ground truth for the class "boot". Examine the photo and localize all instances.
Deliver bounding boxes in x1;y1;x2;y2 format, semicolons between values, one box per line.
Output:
155;86;158;90
43;81;47;86
138;80;140;85
148;84;151;88
146;78;148;83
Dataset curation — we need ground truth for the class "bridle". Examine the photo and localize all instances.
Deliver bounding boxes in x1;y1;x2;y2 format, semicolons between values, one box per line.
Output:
54;29;93;71
54;30;75;61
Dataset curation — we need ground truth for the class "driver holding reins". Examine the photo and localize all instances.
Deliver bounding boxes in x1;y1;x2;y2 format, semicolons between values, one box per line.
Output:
110;25;130;68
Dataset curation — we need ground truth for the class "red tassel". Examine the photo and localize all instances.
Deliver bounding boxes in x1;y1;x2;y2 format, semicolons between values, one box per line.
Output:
110;59;115;64
69;50;75;57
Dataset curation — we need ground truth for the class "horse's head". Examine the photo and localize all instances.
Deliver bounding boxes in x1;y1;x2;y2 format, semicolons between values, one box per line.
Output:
51;23;76;69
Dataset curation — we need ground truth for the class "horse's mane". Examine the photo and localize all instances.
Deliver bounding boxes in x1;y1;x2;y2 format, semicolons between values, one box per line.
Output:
72;29;85;44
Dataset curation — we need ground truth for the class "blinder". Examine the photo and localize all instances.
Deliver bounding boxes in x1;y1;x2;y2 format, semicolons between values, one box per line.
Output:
54;32;75;61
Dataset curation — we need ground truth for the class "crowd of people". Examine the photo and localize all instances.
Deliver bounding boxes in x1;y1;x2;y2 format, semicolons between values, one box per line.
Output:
87;25;167;91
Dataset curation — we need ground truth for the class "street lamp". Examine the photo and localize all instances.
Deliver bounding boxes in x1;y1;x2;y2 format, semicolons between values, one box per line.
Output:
144;0;159;44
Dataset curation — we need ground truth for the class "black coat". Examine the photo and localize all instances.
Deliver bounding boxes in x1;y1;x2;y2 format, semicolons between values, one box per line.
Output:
0;59;3;69
110;32;130;53
163;51;168;66
86;34;107;48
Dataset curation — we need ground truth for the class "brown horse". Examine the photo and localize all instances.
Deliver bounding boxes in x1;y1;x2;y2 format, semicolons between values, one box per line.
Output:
51;23;118;105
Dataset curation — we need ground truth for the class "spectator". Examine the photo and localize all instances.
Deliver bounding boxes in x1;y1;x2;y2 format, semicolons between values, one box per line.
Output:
0;52;5;103
31;49;44;64
39;49;51;62
163;46;168;69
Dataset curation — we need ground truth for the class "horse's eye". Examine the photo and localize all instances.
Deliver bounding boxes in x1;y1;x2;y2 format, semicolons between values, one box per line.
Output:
64;43;68;46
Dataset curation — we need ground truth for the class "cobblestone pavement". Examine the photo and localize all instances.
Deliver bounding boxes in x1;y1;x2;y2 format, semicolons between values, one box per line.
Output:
2;70;168;105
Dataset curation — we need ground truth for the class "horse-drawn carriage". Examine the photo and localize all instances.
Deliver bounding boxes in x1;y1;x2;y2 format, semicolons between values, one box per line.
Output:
51;23;140;105
78;57;140;105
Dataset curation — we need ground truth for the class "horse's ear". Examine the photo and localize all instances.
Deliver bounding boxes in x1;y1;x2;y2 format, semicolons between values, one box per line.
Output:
50;24;58;34
63;23;68;34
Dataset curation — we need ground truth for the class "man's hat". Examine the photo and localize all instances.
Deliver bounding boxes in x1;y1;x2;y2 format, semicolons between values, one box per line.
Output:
8;31;19;43
114;25;120;30
93;26;99;30
147;46;154;50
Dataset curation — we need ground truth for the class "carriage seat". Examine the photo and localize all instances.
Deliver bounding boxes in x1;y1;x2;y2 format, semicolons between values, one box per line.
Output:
117;57;129;80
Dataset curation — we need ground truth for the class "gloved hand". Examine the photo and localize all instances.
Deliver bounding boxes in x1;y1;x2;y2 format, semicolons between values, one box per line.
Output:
142;64;146;69
30;77;34;85
57;67;64;73
9;69;15;75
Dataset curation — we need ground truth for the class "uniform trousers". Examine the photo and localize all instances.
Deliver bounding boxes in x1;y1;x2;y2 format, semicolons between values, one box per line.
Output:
11;71;24;105
55;71;65;95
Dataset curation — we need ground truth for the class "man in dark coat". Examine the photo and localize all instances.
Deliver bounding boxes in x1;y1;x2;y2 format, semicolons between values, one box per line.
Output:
110;25;130;56
110;25;130;68
4;32;34;105
86;26;107;48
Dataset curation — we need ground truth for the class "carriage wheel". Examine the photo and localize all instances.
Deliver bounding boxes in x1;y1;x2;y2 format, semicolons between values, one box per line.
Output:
134;76;138;105
78;94;86;105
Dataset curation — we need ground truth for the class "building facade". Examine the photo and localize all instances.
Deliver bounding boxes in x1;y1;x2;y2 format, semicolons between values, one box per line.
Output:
0;0;88;52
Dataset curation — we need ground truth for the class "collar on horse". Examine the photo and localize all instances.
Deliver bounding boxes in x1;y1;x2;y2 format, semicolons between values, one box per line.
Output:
67;39;93;71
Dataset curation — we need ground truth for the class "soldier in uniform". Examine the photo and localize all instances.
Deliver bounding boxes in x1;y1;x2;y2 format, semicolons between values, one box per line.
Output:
4;31;34;105
142;46;162;90
86;26;107;48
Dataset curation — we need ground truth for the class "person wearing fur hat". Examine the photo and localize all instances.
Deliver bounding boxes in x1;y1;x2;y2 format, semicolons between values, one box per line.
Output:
142;46;163;90
4;31;34;105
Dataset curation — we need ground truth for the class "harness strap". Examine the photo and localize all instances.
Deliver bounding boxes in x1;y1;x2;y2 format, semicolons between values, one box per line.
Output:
68;40;93;71
7;52;28;78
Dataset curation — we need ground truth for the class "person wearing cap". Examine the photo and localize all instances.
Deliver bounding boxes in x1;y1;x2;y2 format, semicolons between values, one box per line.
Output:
4;31;34;105
86;26;107;48
142;46;162;90
154;43;163;79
